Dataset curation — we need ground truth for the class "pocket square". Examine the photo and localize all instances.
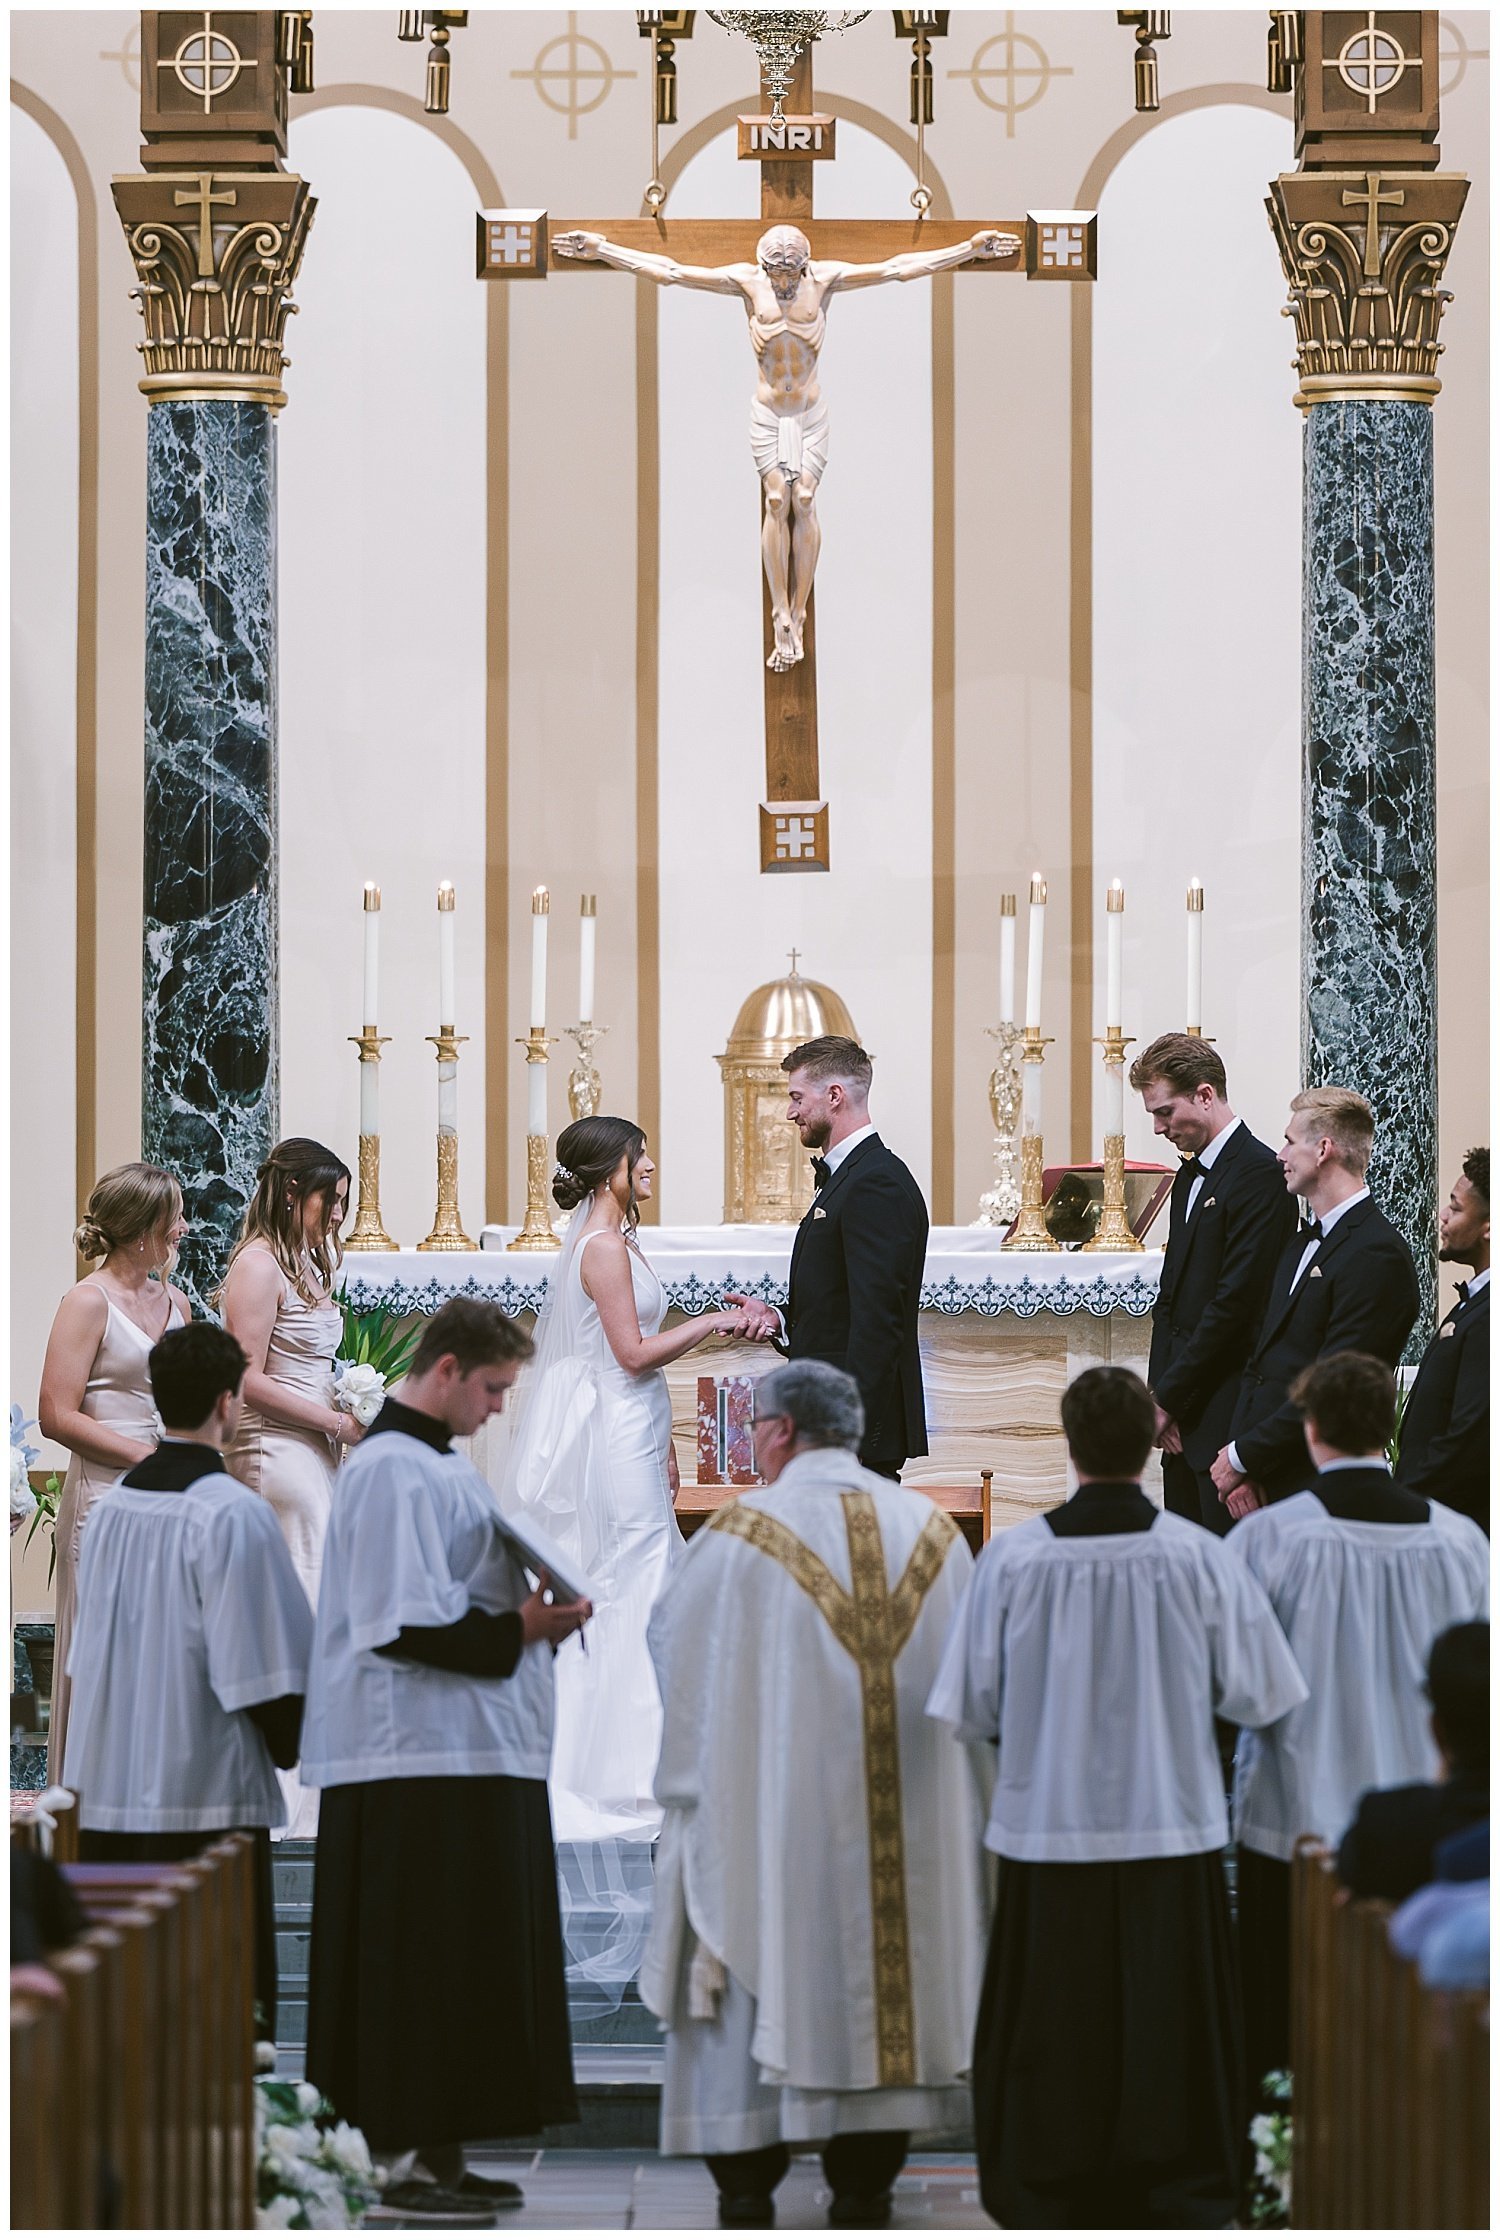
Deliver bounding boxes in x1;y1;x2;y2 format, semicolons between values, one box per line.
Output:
1308;1265;1322;1278
812;1207;827;1220
1202;1197;1216;1210
1440;1323;1455;1338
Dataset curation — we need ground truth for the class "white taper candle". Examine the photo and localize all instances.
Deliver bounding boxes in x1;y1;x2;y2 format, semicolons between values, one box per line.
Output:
579;894;596;1023
531;887;549;1032
999;894;1016;1025
437;882;456;1025
1106;880;1124;1028
1024;874;1047;1031
362;882;380;1024
1187;881;1205;1028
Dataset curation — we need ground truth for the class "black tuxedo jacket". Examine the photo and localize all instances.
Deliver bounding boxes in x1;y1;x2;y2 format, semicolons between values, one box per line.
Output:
1336;1775;1490;1904
1395;1280;1490;1530
784;1133;929;1463
1228;1195;1420;1500
1148;1124;1298;1469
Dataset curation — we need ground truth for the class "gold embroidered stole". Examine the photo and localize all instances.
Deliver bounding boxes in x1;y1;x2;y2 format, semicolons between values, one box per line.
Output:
710;1489;959;2086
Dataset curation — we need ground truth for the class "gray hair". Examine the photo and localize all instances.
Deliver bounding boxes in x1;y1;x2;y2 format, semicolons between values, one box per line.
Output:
754;1360;865;1451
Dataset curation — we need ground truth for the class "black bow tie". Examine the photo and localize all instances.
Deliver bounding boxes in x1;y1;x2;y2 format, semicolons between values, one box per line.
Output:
1179;1157;1206;1184
1455;1280;1471;1304
1298;1217;1323;1244
811;1156;831;1190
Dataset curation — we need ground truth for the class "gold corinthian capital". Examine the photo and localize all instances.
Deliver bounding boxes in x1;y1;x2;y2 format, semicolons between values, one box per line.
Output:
1266;169;1470;411
111;170;315;412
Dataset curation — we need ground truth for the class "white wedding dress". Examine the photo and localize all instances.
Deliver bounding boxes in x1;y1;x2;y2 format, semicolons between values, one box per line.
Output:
501;1213;685;2008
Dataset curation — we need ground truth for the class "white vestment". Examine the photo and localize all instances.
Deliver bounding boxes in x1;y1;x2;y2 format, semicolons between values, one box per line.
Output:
642;1448;992;2154
750;394;830;485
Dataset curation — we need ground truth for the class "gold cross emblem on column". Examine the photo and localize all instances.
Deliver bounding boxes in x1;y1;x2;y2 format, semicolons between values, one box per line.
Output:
174;174;239;278
1341;171;1406;277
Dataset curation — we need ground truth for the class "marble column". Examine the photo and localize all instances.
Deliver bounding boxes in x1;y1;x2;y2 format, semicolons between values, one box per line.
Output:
1301;399;1436;1340
143;402;279;1303
113;159;313;1305
1269;166;1468;1351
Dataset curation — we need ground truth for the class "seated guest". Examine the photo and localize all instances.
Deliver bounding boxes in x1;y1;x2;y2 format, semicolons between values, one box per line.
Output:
1396;1148;1490;1530
1338;1621;1489;1902
1228;1355;1489;2097
62;1323;312;2034
302;1299;591;2224
929;1366;1306;2230
643;1361;986;2232
1390;1873;1490;1992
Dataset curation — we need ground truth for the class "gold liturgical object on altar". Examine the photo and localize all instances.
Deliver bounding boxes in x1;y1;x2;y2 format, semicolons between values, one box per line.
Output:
717;955;859;1224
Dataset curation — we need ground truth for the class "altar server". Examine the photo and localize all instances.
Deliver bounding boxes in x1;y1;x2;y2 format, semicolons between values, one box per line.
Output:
643;1360;987;2231
1396;1147;1490;1529
929;1366;1306;2229
1129;1035;1296;1534
1213;1087;1419;1516
1228;1352;1488;2094
302;1299;591;2223
63;1322;311;2033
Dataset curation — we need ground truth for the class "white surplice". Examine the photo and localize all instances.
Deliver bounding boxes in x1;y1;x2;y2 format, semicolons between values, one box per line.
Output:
642;1447;992;2154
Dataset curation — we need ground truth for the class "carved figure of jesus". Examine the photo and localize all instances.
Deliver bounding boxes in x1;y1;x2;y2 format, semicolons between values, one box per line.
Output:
554;222;1019;670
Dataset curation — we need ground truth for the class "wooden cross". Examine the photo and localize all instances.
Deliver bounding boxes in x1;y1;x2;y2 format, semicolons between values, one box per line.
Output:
480;43;1095;871
174;173;239;277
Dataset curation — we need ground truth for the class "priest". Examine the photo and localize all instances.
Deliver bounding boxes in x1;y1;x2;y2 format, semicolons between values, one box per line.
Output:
642;1360;989;2230
928;1366;1307;2229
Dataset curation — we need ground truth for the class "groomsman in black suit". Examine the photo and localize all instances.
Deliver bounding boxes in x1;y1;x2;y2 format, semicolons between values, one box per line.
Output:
1396;1147;1490;1531
1129;1036;1297;1535
1211;1088;1420;1518
728;1036;928;1479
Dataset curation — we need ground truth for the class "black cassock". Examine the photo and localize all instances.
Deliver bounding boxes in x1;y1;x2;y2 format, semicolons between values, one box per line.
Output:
971;1488;1244;2231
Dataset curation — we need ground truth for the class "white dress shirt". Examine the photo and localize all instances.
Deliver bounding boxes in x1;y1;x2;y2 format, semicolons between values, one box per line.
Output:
1461;1267;1491;1299
1184;1114;1241;1222
819;1121;877;1181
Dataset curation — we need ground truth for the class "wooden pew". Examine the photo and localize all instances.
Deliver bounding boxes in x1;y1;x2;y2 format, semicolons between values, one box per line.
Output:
1291;1843;1489;2229
11;1994;66;2230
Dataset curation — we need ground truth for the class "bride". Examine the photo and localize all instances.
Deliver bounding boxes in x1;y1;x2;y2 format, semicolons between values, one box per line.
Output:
501;1114;767;2004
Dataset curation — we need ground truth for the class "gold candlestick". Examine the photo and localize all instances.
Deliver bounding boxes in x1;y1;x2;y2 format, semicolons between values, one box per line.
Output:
343;1029;397;1250
565;1021;607;1121
975;1021;1022;1226
1002;1030;1055;1252
1085;1029;1144;1253
508;1029;560;1251
418;1028;477;1251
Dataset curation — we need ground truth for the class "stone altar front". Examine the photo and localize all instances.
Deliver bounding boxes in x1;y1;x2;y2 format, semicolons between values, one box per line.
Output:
341;1226;1164;1530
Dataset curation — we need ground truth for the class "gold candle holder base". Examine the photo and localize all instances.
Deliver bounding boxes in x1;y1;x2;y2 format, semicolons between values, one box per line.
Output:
418;1027;477;1251
1003;1133;1054;1251
1085;1029;1143;1254
508;1132;560;1251
344;1028;397;1251
565;1021;607;1122
344;1133;398;1252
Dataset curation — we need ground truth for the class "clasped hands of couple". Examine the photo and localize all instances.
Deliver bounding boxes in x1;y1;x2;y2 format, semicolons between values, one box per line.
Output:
1153;1403;1265;1522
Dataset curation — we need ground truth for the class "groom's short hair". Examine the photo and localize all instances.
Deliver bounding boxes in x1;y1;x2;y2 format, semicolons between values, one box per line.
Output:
782;1036;872;1095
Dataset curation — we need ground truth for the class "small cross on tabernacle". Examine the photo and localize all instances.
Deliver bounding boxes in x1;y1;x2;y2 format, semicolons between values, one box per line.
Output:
788;947;802;976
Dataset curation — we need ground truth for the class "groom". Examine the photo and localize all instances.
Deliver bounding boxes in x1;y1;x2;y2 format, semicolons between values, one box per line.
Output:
731;1036;928;1479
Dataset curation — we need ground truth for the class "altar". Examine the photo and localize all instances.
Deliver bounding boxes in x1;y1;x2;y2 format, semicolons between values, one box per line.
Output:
340;1228;1164;1532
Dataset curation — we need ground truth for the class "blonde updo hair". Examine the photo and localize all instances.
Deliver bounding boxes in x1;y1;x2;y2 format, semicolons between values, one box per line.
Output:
74;1163;182;1264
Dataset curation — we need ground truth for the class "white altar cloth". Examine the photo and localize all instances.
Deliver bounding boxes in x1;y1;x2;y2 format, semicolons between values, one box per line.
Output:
336;1226;1163;1322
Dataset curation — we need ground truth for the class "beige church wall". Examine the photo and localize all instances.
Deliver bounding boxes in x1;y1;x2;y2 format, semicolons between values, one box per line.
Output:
6;11;1490;1358
11;104;82;1446
278;103;489;1252
1093;101;1302;1165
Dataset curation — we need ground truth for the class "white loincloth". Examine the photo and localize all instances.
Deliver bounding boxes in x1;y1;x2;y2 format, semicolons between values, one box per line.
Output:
659;1947;969;2158
750;395;830;485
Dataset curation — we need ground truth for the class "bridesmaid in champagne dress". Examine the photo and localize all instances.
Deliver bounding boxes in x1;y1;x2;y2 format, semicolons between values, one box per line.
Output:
37;1163;191;1782
221;1138;359;1837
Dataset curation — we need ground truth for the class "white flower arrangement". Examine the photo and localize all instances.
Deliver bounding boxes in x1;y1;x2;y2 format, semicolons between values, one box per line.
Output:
1248;2068;1293;2226
332;1360;386;1430
254;2077;384;2230
10;1405;39;1533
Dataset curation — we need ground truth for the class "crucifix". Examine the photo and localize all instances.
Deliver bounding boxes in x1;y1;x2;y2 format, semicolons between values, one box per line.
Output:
479;36;1096;871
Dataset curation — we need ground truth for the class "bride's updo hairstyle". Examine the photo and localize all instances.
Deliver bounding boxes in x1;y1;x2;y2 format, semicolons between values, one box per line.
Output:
554;1116;648;1225
74;1163;182;1264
